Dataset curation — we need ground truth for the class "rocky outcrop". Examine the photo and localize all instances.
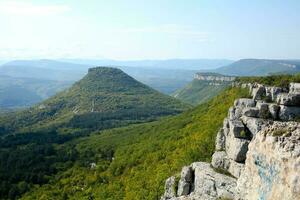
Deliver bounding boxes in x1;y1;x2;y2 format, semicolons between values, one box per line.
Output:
236;122;300;200
195;73;236;82
161;82;300;200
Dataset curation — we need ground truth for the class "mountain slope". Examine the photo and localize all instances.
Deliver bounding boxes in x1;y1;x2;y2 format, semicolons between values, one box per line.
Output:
173;73;235;105
0;67;188;133
217;59;300;76
19;87;249;200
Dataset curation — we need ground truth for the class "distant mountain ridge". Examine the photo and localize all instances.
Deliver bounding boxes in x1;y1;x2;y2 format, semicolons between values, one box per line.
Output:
216;59;300;76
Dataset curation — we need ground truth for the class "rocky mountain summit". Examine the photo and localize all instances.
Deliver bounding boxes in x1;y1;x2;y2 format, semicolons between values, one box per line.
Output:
161;82;300;200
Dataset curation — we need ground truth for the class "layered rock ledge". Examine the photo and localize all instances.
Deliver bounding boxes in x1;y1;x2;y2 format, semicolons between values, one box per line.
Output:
161;82;300;200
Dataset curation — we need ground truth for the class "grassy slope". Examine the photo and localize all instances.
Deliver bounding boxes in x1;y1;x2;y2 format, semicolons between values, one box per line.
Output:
22;87;248;200
173;79;230;105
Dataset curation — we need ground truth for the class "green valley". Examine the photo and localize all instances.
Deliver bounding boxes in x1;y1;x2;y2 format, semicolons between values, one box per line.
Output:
18;87;248;200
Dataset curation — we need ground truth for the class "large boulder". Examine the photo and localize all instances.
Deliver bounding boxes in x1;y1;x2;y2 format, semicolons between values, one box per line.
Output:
229;120;248;139
277;93;300;106
289;83;300;94
252;85;266;100
226;133;249;162
278;105;300;121
177;166;194;196
234;98;256;108
266;86;284;102
242;107;259;118
268;103;280;120
211;151;229;170
191;162;237;200
241;116;271;136
257;102;271;119
236;122;300;200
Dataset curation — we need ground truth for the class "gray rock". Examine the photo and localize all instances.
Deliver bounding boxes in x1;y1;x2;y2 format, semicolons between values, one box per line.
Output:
215;128;225;151
257;102;271;119
229;120;247;139
289;82;300;94
279;105;300;121
162;176;176;199
177;166;193;196
226;134;249;162
228;107;236;120
191;162;237;200
211;151;230;170
241;116;271;136
236;122;300;200
277;93;300;106
228;159;244;178
234;98;256;108
266;86;284;102
269;104;280;120
242;107;259;118
223;118;230;136
252;85;266;100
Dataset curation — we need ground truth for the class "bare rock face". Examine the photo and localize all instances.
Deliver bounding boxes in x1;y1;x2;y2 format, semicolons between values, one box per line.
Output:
252;85;266;100
279;105;300;121
177;166;194;196
277;93;300;106
289;82;300;94
161;176;176;199
215;129;225;151
161;82;300;200
236;122;300;200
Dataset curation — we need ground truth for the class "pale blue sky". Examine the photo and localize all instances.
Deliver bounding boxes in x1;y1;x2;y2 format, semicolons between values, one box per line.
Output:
0;0;299;60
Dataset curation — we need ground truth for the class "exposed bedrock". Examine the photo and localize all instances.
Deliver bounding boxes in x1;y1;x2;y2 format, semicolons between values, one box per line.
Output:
161;82;300;200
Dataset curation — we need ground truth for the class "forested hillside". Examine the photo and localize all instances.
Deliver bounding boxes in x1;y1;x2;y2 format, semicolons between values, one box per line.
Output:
0;67;188;134
0;67;189;199
17;87;249;200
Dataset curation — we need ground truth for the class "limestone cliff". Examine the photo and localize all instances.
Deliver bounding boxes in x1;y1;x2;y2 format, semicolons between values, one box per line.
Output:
194;73;236;82
161;82;300;200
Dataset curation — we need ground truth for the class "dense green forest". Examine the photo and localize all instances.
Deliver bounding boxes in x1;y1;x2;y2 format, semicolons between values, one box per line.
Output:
14;87;248;200
173;79;231;105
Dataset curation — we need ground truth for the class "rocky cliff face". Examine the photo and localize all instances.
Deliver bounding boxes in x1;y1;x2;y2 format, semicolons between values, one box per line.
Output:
161;82;300;200
194;73;236;82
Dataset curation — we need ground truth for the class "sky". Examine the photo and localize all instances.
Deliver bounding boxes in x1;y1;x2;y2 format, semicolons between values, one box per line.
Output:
0;0;300;60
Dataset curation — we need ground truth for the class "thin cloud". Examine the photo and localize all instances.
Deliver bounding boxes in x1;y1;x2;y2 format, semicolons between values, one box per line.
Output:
0;1;71;16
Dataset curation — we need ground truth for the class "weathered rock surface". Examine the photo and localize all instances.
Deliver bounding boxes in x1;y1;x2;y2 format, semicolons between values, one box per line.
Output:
252;85;266;100
177;166;194;196
161;82;300;200
236;122;300;200
289;82;300;94
215;129;225;151
279;105;300;121
277;93;300;106
161;176;176;199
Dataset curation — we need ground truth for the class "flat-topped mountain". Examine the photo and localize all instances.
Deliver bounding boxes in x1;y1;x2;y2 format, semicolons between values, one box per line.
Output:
173;73;235;105
0;67;188;133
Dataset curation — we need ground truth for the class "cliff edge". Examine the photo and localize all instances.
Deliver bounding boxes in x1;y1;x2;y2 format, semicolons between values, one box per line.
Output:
161;82;300;200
